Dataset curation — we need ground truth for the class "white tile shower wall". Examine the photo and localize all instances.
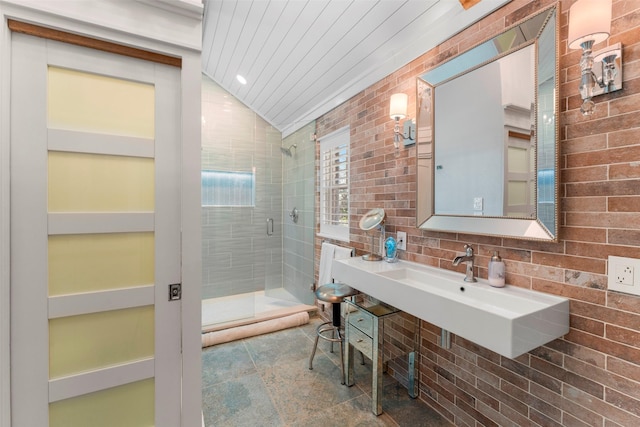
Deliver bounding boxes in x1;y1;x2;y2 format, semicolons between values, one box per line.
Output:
201;75;283;299
282;122;316;305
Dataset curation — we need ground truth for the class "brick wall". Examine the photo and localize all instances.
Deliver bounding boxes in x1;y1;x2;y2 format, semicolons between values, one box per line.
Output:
315;0;640;425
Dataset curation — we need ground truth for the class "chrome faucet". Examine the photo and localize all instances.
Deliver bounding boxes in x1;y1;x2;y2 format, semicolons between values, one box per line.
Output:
452;244;476;282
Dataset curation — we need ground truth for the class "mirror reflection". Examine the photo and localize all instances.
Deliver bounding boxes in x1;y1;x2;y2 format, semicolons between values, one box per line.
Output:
416;7;558;241
434;44;535;217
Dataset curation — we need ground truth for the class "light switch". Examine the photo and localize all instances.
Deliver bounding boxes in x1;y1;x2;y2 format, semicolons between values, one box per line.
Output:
473;197;483;211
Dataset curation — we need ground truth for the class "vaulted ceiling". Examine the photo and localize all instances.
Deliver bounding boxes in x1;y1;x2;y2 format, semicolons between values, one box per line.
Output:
202;0;510;137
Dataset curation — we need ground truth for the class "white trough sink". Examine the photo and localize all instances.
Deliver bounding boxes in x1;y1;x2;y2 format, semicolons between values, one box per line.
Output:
332;257;569;358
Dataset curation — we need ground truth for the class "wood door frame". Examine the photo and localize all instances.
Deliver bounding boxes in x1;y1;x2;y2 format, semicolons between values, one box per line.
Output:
0;4;202;426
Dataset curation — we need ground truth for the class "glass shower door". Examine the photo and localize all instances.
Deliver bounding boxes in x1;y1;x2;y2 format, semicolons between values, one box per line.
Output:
265;122;316;306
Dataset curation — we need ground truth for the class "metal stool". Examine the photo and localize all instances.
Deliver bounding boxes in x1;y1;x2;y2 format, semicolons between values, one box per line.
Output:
308;282;358;384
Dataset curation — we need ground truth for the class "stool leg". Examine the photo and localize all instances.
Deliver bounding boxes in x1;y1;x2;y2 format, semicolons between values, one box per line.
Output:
337;329;346;385
330;328;335;353
308;330;321;370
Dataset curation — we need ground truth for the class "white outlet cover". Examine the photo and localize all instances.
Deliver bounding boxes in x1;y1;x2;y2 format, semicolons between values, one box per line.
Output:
397;231;407;251
608;255;640;296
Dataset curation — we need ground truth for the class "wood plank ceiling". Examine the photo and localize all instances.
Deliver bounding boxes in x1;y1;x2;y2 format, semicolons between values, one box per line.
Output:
202;0;510;137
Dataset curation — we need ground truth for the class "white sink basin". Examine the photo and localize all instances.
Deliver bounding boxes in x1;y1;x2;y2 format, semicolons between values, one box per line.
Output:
332;257;569;358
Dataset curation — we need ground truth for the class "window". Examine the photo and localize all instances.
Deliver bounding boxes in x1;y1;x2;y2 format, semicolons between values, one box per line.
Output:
202;169;256;207
319;126;350;242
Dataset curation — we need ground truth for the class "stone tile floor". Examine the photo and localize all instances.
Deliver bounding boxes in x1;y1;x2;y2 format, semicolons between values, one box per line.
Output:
202;316;453;426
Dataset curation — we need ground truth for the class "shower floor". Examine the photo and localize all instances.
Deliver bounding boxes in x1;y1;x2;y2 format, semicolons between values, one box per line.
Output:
202;289;316;333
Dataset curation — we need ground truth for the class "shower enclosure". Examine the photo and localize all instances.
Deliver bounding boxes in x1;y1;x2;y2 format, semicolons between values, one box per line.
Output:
201;74;315;328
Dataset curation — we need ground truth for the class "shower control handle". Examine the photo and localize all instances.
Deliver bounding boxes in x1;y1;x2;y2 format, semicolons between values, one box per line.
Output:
266;218;274;236
289;207;298;223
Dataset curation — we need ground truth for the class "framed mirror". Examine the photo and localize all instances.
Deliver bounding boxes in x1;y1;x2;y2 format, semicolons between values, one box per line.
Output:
416;6;558;241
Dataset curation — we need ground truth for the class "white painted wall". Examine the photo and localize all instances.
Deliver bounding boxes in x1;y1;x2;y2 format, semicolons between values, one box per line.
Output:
500;45;535;111
0;1;203;425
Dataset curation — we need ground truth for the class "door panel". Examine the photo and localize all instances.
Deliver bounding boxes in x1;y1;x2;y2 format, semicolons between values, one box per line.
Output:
49;379;155;427
48;151;155;212
504;132;535;217
10;33;181;426
47;65;155;138
48;233;154;295
49;306;155;378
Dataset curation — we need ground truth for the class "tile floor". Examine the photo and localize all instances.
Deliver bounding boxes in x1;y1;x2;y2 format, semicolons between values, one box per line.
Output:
202;316;453;426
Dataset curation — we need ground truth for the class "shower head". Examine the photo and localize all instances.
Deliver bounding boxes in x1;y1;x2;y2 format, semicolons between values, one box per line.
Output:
280;144;297;157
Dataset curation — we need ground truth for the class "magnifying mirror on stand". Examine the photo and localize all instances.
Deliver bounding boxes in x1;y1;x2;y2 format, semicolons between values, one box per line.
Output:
359;208;386;261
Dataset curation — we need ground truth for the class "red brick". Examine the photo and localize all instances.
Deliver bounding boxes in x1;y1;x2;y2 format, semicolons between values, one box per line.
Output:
565;356;639;399
608;228;640;246
565;329;640;365
562;197;607;212
532;279;605;304
572;300;640;329
608;196;640;212
606;324;640;349
607;356;640;383
570;314;605;336
561;165;608;182
532;252;606;275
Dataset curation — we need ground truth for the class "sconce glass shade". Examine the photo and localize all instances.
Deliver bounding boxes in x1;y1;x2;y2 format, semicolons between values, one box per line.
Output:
568;0;612;50
389;93;407;119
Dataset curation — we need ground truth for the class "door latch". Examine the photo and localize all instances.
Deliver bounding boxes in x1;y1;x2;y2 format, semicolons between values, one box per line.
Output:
168;283;182;301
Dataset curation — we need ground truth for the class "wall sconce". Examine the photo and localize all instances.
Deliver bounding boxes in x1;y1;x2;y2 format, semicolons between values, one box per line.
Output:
389;93;415;148
568;0;622;116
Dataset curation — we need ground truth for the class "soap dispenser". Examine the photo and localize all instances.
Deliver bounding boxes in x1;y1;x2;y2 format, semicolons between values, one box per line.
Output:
488;251;505;287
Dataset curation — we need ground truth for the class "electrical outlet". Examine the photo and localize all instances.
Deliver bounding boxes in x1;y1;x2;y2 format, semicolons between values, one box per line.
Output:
397;231;407;251
616;264;633;285
608;256;640;296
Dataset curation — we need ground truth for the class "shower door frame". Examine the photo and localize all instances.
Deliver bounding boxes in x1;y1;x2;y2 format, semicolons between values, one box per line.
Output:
266;123;316;307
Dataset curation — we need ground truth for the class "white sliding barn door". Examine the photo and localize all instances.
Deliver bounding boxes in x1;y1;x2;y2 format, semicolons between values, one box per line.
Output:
10;33;182;426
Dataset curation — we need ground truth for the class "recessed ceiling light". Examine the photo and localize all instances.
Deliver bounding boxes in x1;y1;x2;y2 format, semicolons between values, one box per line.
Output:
236;75;247;85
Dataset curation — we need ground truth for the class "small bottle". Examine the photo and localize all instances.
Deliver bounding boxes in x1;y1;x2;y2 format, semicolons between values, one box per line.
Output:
488;251;505;287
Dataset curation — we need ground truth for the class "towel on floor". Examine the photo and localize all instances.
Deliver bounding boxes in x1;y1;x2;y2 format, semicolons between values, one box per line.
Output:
201;312;309;347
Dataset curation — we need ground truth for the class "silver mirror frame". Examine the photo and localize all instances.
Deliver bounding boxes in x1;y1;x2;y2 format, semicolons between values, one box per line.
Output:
416;5;559;241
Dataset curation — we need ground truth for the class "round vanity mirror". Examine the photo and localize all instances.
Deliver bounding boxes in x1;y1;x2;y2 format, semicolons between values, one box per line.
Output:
359;208;386;261
359;208;385;230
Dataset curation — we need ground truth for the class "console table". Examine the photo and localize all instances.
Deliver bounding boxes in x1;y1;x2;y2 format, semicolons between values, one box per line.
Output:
344;295;418;415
